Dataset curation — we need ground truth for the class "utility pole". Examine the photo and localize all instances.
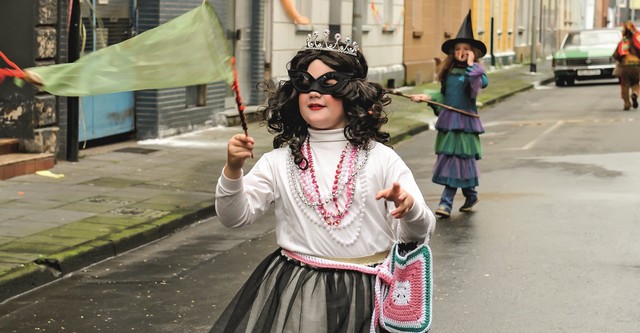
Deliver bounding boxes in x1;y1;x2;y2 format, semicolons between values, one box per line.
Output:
529;0;537;73
352;0;363;45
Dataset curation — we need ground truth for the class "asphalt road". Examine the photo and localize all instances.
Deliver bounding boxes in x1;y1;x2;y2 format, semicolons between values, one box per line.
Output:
1;79;639;332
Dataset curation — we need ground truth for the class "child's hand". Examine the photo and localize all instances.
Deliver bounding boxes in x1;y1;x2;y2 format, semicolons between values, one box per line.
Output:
23;70;43;86
467;50;475;66
409;94;432;102
224;134;255;179
375;182;414;219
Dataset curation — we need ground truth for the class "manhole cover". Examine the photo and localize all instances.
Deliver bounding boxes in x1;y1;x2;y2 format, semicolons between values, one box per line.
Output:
114;147;159;154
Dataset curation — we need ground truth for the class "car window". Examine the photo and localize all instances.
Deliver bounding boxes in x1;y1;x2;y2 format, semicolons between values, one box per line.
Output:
563;30;620;49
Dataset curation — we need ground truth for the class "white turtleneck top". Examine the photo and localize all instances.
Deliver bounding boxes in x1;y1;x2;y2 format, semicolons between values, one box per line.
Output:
215;128;436;258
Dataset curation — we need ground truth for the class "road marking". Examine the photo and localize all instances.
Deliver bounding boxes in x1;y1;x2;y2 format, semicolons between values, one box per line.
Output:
505;120;565;150
485;117;637;128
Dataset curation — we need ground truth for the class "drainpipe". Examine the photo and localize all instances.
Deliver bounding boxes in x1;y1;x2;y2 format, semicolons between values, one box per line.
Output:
490;16;496;67
352;0;363;45
67;0;80;162
530;0;538;73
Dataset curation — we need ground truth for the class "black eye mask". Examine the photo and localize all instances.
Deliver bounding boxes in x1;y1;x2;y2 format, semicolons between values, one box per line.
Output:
288;70;354;95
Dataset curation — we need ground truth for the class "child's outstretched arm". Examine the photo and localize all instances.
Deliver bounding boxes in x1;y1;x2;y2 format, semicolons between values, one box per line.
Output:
224;133;255;180
216;133;274;228
373;155;436;243
375;182;414;219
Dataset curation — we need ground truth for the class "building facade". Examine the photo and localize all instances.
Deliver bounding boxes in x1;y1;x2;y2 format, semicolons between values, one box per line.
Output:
1;0;604;172
269;0;406;87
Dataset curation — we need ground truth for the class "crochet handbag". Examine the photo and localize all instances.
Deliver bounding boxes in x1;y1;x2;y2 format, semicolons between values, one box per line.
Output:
374;241;433;333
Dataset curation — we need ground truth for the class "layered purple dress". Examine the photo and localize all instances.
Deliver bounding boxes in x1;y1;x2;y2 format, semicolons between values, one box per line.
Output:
431;64;487;188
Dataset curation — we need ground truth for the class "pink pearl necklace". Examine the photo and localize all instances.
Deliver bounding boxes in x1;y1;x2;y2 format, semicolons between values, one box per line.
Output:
300;139;358;226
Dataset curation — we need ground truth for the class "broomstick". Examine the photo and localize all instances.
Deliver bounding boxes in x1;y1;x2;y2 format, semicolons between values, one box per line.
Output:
386;89;480;118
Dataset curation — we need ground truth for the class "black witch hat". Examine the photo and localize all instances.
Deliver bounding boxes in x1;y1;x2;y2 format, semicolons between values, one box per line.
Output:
441;10;487;57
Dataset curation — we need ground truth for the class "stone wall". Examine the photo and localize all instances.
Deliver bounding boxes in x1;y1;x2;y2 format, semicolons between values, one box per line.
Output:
30;0;60;155
0;0;59;155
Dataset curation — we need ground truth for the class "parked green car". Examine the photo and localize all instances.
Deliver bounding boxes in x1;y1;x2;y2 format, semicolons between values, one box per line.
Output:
552;28;622;87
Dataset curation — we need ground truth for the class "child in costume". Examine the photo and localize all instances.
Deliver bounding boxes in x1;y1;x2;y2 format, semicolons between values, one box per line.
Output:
410;10;488;218
210;31;436;332
613;21;640;111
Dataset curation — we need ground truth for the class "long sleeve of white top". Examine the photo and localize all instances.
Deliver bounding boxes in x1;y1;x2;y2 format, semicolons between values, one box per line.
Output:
215;132;435;258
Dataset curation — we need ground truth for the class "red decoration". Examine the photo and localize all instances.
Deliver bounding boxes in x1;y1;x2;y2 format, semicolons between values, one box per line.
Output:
0;50;25;84
230;57;249;137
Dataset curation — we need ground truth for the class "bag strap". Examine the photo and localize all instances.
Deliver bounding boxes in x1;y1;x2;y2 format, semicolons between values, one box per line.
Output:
281;249;394;283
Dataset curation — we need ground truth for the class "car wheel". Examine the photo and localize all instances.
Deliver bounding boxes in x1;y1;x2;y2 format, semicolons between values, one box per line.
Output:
555;77;565;87
565;78;575;86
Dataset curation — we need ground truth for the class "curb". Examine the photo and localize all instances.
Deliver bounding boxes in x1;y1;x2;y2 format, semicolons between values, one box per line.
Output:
389;123;433;145
482;76;555;108
0;205;216;302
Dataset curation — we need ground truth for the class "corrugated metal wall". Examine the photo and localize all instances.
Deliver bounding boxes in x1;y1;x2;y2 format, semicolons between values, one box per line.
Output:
250;0;265;105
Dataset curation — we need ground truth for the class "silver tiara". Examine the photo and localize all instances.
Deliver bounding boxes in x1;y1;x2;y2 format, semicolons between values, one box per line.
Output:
305;29;359;56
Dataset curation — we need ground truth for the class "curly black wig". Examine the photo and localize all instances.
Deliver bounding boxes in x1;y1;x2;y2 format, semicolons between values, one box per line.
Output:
259;46;391;169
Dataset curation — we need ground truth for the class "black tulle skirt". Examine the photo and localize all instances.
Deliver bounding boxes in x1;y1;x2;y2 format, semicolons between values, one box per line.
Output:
209;249;386;333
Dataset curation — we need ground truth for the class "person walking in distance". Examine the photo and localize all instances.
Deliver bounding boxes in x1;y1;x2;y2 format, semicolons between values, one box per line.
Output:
613;21;640;111
409;10;488;218
210;30;436;332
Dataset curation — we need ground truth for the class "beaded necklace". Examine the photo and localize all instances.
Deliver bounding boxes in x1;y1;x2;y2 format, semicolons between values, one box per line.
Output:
288;138;370;246
301;140;357;226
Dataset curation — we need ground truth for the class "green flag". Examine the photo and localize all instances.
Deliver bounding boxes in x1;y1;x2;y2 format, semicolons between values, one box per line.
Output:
27;0;233;96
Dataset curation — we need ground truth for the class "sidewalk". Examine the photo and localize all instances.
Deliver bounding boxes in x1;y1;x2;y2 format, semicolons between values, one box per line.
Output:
0;60;554;302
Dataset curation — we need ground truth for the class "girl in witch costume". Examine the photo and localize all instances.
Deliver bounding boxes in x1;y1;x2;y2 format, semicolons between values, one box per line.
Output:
410;10;488;218
210;30;435;332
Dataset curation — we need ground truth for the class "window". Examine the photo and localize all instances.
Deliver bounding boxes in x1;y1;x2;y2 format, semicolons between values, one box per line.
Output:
412;0;422;31
186;85;206;107
361;0;369;25
495;0;503;49
297;0;311;20
507;0;515;35
384;0;393;30
477;1;484;35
